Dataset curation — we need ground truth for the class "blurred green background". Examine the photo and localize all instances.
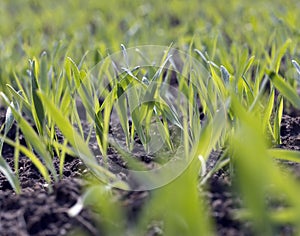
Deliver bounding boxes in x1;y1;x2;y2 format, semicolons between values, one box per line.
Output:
1;0;299;57
1;0;299;98
1;0;300;91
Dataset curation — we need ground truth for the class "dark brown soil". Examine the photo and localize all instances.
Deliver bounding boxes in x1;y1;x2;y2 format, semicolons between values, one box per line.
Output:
0;107;300;236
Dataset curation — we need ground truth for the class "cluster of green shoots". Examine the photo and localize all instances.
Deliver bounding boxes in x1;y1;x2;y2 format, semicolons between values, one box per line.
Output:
1;41;300;234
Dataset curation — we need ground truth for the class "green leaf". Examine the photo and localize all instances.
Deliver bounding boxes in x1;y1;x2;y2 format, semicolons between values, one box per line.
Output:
155;100;183;129
292;59;300;76
194;49;208;64
65;57;82;88
0;156;21;193
268;71;300;109
6;85;32;119
31;60;45;135
121;44;129;68
115;83;130;146
230;96;273;234
220;65;230;85
268;149;300;162
241;56;255;77
274;96;283;144
4;104;14;141
262;90;274;136
273;38;292;73
209;63;226;99
40;51;49;92
194;99;228;158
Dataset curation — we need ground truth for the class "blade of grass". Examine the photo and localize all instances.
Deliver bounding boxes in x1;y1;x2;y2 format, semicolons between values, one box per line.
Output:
262;89;275;137
292;59;300;76
114;83;130;147
230;96;273;234
30;59;45;135
267;71;300;109
40;51;49;93
6;85;32;119
274;95;283;144
268;149;300;162
0;157;21;193
273;38;291;73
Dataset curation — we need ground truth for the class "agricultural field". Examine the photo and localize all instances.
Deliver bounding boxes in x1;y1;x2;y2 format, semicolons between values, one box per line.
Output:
1;0;300;235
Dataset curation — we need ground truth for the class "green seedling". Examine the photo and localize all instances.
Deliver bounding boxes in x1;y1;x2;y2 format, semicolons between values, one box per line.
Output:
0;103;21;193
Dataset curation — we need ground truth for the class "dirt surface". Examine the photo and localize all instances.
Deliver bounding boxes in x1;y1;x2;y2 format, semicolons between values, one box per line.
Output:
0;107;300;236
